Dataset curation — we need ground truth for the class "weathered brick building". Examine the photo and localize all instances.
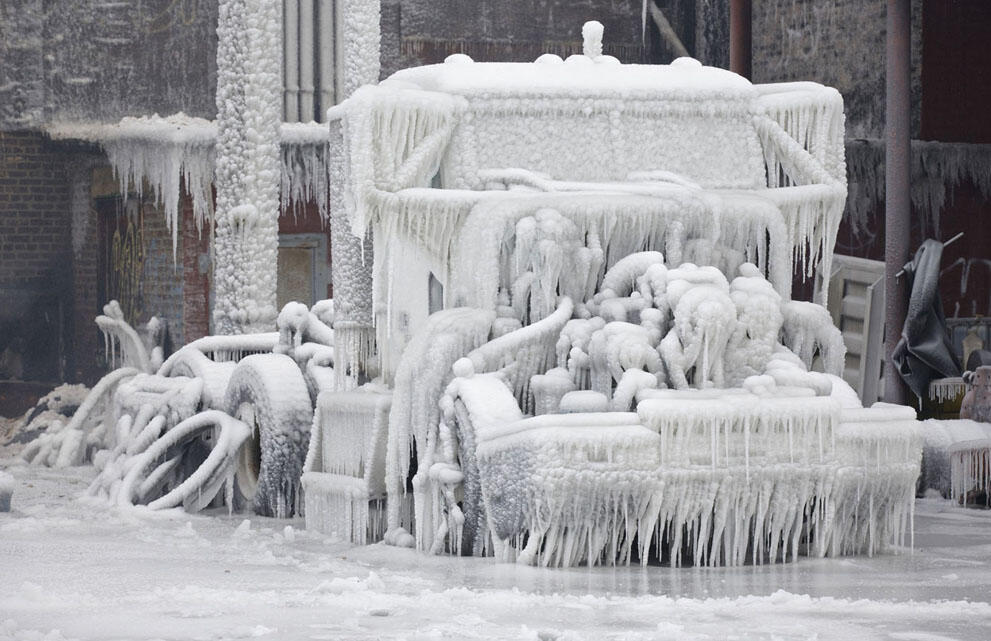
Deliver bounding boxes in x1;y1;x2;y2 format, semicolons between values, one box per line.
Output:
2;0;989;412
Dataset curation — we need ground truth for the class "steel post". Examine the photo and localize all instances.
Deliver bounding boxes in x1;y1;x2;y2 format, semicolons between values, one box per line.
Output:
884;0;912;404
730;0;752;79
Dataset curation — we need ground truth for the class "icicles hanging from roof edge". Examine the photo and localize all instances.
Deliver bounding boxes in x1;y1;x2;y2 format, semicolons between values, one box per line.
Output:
97;118;216;260
338;85;465;238
845;140;991;237
280;122;331;222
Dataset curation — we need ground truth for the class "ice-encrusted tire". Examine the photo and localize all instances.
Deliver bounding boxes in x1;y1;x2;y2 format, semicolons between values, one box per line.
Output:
224;353;313;518
159;347;236;410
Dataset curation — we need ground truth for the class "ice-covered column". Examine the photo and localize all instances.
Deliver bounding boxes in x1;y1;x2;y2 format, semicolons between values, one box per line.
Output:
329;0;381;387
213;0;283;334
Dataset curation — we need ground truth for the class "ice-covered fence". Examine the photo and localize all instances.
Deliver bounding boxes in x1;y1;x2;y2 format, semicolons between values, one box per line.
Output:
302;390;392;544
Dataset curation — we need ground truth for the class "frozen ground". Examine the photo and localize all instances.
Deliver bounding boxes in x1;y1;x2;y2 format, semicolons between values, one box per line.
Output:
2;452;991;641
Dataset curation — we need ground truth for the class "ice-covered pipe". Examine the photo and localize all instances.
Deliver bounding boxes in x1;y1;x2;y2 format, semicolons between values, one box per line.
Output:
283;0;300;122
299;0;316;121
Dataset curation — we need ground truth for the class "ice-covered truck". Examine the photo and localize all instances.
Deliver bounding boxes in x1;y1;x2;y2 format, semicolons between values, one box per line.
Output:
36;23;922;567
302;24;921;566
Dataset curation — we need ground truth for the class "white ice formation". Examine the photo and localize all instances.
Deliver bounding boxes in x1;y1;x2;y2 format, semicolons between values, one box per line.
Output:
325;41;847;386
299;30;925;567
25;298;334;520
212;0;283;334
325;0;382;389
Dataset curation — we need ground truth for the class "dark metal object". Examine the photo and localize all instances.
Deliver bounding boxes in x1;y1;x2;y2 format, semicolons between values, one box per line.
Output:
892;239;962;399
729;0;751;79
884;0;912;404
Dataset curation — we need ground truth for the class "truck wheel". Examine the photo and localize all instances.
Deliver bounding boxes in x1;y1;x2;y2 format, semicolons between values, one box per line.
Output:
224;353;313;518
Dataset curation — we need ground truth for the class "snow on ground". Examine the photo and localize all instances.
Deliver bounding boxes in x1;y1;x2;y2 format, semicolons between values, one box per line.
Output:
2;451;991;641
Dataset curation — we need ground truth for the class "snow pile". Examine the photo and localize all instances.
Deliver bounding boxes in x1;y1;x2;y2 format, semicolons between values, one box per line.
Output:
1;384;89;448
213;0;282;334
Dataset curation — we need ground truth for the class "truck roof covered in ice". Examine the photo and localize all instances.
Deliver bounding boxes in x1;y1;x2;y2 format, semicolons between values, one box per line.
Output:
385;55;755;104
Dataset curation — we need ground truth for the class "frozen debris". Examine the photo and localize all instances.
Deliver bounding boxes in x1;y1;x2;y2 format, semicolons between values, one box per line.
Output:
116;410;251;511
1;383;89;447
96;300;159;373
21;367;140;468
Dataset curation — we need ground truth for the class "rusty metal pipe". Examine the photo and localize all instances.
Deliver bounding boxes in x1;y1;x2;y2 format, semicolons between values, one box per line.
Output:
884;0;912;404
730;0;752;79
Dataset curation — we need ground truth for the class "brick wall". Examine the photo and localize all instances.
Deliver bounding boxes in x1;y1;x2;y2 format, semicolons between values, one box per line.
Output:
68;160;103;384
752;0;923;139
0;130;71;383
181;189;211;343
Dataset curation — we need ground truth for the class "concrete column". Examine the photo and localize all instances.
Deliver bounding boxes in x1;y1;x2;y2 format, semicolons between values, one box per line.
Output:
884;0;912;404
